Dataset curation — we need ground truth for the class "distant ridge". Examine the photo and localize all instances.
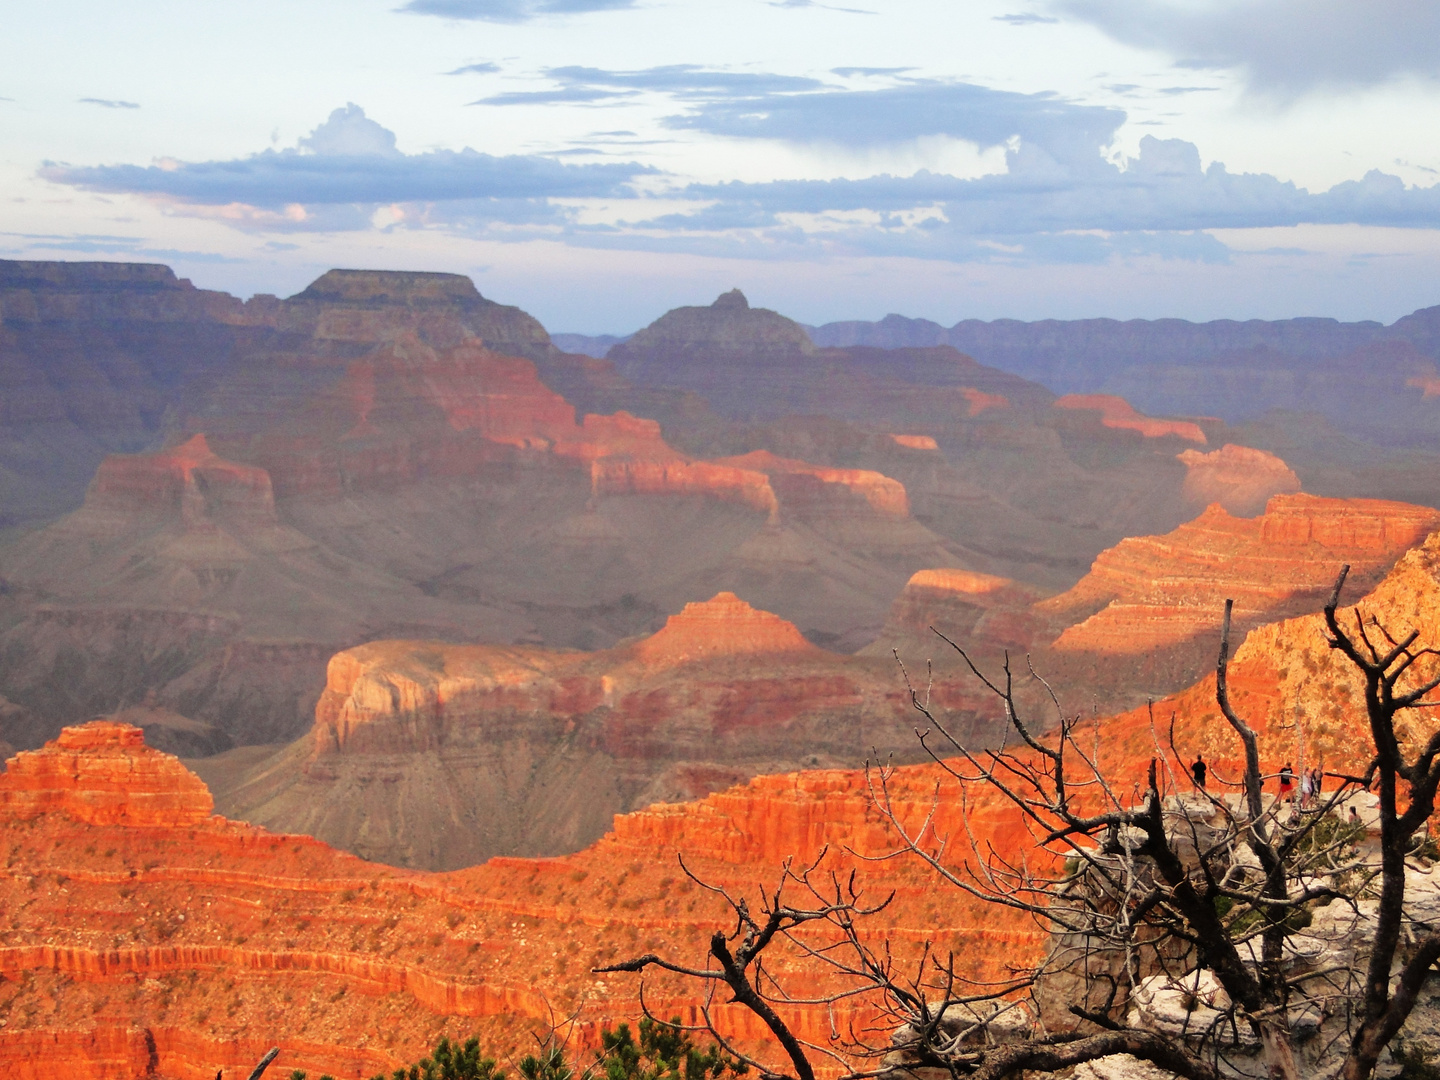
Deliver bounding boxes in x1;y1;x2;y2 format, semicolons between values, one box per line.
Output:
806;305;1440;437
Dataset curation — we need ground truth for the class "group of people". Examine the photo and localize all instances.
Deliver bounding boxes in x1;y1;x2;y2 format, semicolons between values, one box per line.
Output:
1189;754;1327;808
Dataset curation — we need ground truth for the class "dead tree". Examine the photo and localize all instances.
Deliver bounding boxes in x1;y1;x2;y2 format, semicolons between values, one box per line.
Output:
599;567;1440;1080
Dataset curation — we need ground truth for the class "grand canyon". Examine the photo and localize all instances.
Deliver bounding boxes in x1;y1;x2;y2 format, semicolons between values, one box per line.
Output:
5;259;1440;1078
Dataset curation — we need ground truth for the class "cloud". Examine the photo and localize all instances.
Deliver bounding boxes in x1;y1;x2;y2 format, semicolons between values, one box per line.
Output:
831;66;914;77
994;12;1059;24
1059;0;1440;96
473;65;827;107
79;98;139;109
665;79;1125;167
40;104;652;231
401;0;634;22
447;62;501;75
608;129;1440;265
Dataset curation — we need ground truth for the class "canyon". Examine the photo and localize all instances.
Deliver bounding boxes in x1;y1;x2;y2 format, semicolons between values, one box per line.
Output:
6;528;1440;1077
1;261;1317;761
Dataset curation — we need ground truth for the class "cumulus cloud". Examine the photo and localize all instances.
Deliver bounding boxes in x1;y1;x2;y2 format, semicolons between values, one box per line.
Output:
40;104;652;230
1059;0;1440;95
659;133;1440;235
401;0;634;22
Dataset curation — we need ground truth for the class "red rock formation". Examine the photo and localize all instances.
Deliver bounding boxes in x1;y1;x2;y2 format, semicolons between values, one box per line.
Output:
961;387;1009;416
16;533;1440;1079
1041;494;1440;659
868;569;1046;655
1177;443;1301;516
87;434;277;526
634;592;821;668
218;593;921;869
1054;394;1207;443
888;434;939;451
0;722;1042;1079
712;451;910;519
589;457;780;521
0;721;213;827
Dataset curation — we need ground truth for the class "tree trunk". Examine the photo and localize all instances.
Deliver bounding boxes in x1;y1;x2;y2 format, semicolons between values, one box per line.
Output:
1260;1019;1300;1080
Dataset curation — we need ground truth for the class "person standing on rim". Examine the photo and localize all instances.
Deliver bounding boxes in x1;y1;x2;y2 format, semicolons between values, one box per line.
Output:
1279;761;1296;802
1191;753;1207;790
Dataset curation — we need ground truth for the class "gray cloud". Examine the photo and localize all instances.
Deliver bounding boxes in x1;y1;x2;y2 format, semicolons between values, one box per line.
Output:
665;134;1440;235
664;79;1125;170
401;0;634;22
1059;0;1440;95
79;98;139;109
995;12;1059;23
40;104;651;230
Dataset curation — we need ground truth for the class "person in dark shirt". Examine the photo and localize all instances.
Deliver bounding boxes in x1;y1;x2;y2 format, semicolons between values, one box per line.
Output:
1191;754;1207;789
1279;762;1295;801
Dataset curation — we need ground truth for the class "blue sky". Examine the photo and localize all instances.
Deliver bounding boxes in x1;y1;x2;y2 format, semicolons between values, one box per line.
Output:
3;0;1440;332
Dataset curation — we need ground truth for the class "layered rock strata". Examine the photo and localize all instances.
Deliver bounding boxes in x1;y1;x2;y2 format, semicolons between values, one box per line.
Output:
201;592;952;870
1177;442;1301;516
0;720;1044;1079
1037;493;1440;697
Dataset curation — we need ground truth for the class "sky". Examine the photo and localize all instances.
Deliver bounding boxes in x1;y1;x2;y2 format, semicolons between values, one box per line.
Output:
3;0;1440;333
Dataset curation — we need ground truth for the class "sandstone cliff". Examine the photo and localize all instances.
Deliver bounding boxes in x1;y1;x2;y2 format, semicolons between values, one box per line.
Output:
0;720;1043;1079
198;592;935;870
1036;494;1440;699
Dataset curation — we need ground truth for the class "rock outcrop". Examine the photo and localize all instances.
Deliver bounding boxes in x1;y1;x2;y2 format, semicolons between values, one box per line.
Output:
0;721;214;827
13;535;1440;1079
1177;442;1301;516
1054;394;1208;443
0;721;1044;1078
201;591;927;869
1038;493;1440;697
867;568;1048;658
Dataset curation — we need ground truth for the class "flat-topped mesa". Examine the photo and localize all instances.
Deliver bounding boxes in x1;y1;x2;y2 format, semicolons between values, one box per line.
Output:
1178;443;1301;516
633;591;821;668
1043;493;1440;656
590;457;780;521
280;268;553;357
713;450;910;519
0;722;214;827
1054;393;1207;443
87;434;277;527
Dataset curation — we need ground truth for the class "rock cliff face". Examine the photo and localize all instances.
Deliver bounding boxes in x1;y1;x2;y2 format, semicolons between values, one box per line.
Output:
1177;442;1301;516
0;721;1045;1079
1036;494;1440;696
0;721;213;827
807;306;1440;447
866;568;1048;657
1054;394;1208;443
200;592;936;870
